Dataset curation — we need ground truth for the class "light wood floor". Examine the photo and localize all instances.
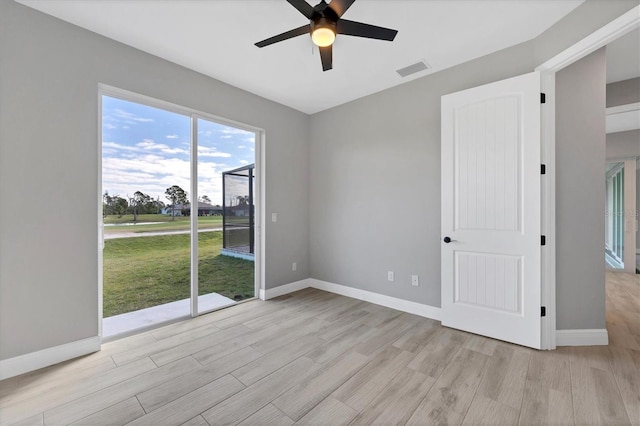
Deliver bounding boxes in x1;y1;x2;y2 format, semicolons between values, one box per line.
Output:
1;272;638;425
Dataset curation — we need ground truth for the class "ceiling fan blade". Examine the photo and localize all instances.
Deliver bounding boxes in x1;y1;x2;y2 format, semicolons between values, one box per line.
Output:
319;45;333;71
286;0;315;19
337;19;398;41
327;0;356;18
255;24;310;48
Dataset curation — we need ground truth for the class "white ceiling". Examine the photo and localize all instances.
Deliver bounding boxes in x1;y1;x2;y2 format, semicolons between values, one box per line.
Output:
18;0;585;114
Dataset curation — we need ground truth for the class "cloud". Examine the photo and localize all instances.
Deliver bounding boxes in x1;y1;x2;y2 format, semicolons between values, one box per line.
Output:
221;127;253;136
198;146;232;158
103;155;191;200
137;139;189;155
103;141;141;152
102;149;252;205
200;152;232;158
112;108;154;123
102;110;254;205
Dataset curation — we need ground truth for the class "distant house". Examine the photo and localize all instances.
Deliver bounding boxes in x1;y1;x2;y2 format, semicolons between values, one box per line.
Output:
187;202;223;216
226;204;250;217
161;204;184;216
162;202;222;216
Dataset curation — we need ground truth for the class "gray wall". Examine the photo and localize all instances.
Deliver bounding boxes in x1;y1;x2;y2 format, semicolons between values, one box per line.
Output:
607;130;640;158
607;77;640;107
0;1;310;360
309;42;536;306
534;0;640;65
555;48;607;330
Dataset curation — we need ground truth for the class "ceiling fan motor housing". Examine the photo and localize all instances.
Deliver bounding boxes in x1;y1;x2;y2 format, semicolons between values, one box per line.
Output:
311;16;337;35
311;1;338;32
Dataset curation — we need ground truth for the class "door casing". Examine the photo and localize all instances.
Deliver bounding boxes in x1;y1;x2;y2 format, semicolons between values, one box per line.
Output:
535;5;639;349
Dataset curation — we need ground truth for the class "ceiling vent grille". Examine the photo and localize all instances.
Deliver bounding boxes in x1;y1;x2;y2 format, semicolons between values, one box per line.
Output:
396;60;430;78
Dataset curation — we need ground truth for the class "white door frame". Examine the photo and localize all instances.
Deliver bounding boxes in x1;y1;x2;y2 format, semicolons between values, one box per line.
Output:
535;5;640;349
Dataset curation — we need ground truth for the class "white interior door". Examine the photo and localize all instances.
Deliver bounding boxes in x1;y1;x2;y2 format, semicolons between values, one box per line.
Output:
441;71;542;349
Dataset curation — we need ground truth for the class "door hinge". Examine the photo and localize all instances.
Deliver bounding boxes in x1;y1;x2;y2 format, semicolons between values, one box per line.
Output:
541;235;546;246
541;164;546;175
541;93;546;104
541;306;546;317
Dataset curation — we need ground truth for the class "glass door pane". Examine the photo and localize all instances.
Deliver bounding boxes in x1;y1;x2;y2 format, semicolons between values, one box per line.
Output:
101;95;191;337
196;118;255;314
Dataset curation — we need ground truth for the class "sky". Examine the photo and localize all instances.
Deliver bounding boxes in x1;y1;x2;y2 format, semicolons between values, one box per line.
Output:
102;96;255;206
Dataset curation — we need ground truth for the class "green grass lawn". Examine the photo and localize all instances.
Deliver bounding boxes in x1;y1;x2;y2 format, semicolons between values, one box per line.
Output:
104;213;179;224
103;215;222;234
103;232;254;317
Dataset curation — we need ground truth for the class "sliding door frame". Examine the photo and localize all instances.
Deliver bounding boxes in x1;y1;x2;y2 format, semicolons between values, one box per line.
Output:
98;84;264;339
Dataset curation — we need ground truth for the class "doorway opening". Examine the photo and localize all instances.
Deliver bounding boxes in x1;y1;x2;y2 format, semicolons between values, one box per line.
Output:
99;87;260;339
606;161;626;269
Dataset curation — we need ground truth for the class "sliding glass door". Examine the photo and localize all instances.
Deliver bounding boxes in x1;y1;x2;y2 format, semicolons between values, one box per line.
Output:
195;117;255;315
100;88;258;337
606;162;625;269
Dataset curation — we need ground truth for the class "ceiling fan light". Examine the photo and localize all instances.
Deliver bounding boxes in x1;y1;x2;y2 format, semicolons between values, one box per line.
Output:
312;27;335;47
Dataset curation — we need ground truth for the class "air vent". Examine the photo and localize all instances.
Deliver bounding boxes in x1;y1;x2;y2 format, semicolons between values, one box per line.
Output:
396;60;431;78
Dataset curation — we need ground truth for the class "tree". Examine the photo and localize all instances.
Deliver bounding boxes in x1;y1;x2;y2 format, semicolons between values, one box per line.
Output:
103;192;128;218
102;191;111;217
236;195;249;206
128;191;151;222
142;197;163;215
113;196;128;218
165;185;187;221
200;195;211;204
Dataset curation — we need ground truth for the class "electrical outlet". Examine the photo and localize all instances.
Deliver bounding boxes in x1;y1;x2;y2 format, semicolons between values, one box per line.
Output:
292;262;297;271
271;213;277;222
387;271;394;282
411;275;419;287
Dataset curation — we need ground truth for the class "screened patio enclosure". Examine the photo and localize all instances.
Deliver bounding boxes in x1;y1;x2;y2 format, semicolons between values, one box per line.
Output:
222;164;255;260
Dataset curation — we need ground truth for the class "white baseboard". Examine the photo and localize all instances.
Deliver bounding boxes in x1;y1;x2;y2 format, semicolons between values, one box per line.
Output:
556;329;609;346
259;279;311;300
259;278;441;321
0;336;101;381
308;279;442;321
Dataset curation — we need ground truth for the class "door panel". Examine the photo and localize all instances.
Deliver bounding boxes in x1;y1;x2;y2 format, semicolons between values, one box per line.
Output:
455;252;521;314
456;96;521;232
441;71;541;349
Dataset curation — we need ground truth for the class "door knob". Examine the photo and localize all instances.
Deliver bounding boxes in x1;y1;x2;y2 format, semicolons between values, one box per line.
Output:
443;236;456;243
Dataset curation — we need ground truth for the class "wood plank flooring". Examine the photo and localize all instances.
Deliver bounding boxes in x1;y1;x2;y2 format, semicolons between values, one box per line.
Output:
1;271;637;425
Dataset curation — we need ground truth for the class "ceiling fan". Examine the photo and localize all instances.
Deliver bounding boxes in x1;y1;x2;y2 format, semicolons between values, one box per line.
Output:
255;0;398;72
